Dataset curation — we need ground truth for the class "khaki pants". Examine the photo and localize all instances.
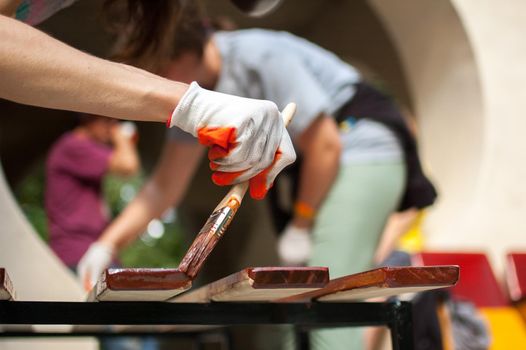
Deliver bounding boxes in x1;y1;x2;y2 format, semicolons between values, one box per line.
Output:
285;161;406;350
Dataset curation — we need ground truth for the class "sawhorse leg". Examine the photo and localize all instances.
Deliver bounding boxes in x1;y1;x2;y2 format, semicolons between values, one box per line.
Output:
388;301;414;350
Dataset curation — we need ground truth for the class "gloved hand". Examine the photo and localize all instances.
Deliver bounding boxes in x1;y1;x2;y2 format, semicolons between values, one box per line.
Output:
168;82;296;199
77;242;114;291
277;223;312;266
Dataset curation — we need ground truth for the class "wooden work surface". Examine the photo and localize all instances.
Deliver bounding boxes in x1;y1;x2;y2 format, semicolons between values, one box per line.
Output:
87;266;457;304
174;267;329;302
278;265;459;303
0;268;15;301
88;268;191;302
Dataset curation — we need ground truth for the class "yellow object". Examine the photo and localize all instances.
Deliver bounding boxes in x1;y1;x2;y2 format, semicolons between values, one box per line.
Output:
480;307;526;349
397;210;426;253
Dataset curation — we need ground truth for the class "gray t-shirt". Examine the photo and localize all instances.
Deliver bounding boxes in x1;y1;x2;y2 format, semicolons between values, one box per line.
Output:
169;29;402;163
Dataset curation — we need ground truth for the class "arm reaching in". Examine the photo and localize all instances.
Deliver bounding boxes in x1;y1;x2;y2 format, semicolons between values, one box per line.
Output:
78;141;204;289
0;14;187;122
108;123;141;177
373;208;419;264
0;16;295;195
278;115;341;265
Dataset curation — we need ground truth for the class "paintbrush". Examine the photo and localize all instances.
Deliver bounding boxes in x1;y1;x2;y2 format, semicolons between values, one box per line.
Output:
178;103;297;279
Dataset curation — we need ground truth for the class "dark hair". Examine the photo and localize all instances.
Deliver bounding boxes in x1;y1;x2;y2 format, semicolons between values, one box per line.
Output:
103;0;209;73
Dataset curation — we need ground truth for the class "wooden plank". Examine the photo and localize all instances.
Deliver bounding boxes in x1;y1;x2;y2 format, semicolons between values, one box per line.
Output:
174;267;329;302
278;266;459;303
0;268;15;301
88;268;191;301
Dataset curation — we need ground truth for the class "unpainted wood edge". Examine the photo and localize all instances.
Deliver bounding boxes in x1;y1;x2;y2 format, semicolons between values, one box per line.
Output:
0;268;15;301
173;269;252;303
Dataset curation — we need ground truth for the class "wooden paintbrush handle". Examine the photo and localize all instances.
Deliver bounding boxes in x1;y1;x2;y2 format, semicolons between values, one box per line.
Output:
280;102;297;128
214;103;297;211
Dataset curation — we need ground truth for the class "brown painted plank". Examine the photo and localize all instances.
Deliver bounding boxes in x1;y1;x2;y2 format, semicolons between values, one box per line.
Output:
0;268;15;301
278;266;459;303
88;268;192;301
174;267;329;302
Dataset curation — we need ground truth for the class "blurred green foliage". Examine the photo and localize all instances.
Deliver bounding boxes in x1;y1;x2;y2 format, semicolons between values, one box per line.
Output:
15;160;48;242
14;160;185;268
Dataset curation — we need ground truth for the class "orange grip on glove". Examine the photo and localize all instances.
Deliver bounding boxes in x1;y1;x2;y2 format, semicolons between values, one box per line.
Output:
197;126;283;199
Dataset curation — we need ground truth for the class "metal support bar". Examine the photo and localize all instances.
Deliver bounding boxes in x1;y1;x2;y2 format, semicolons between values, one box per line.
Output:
0;300;414;349
388;301;414;350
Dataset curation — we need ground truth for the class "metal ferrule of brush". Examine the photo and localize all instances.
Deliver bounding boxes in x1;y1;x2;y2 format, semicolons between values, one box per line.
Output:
203;206;235;239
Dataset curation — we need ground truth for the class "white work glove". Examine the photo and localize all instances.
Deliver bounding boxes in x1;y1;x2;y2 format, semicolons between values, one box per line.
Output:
77;242;114;291
277;223;312;266
168;82;296;199
119;121;138;141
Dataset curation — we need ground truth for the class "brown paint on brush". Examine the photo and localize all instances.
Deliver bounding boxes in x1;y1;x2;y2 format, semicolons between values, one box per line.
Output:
179;198;241;279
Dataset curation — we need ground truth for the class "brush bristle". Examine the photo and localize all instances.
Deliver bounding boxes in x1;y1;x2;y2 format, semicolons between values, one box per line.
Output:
179;230;219;278
179;204;237;279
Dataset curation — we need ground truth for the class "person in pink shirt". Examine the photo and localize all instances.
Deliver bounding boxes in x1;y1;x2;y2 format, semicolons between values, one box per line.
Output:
45;115;139;272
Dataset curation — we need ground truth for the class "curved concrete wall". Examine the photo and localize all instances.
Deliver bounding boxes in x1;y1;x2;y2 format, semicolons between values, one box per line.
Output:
371;0;526;276
0;166;83;301
0;166;96;349
448;0;526;272
369;0;485;236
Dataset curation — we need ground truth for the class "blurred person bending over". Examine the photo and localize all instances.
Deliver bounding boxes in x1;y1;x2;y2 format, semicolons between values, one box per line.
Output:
45;115;153;350
77;2;435;349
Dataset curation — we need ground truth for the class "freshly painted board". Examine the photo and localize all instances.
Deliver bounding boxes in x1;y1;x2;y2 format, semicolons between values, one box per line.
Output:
0;268;15;301
88;268;192;302
174;267;329;302
278;266;459;302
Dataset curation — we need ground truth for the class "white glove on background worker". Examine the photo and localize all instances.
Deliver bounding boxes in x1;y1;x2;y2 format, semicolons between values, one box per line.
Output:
168;82;296;199
77;242;114;291
278;223;312;266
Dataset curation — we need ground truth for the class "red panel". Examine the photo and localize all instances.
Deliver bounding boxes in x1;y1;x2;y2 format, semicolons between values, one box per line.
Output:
506;253;526;302
414;252;508;307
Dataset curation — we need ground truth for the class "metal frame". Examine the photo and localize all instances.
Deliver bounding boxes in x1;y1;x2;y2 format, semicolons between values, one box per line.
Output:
0;300;413;350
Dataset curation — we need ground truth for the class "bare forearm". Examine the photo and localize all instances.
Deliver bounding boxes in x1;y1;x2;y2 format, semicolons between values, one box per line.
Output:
295;115;341;227
0;15;187;122
99;142;204;250
296;146;340;225
374;208;419;264
110;139;140;176
99;181;171;250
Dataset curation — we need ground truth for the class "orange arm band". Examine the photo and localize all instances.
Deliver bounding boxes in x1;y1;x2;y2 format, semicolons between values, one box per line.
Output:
294;201;317;220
